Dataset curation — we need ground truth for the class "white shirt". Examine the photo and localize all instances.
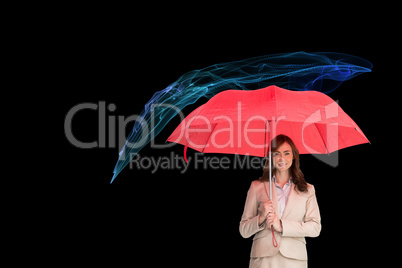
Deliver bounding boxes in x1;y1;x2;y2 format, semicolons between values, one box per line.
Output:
273;177;292;217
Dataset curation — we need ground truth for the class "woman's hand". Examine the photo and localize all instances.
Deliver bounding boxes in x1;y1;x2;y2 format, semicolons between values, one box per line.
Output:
267;212;283;233
258;200;275;225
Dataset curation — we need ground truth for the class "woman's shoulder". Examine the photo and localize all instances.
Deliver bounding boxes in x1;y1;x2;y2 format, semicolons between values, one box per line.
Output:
251;178;267;187
305;182;317;196
249;179;266;190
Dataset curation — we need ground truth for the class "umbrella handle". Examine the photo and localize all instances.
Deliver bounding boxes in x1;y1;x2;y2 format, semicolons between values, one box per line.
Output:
264;182;278;248
184;145;188;163
271;227;278;247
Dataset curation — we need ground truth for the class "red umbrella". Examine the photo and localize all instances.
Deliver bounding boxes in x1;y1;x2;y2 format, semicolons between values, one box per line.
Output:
166;85;369;246
167;85;368;160
168;85;369;196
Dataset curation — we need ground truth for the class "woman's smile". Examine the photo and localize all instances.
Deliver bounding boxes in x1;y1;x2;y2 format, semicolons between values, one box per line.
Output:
276;162;287;169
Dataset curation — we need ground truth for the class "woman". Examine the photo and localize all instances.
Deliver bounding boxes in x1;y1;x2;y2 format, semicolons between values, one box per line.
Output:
239;135;321;268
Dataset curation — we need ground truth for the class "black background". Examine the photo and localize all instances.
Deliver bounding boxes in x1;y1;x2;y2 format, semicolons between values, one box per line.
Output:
58;8;388;267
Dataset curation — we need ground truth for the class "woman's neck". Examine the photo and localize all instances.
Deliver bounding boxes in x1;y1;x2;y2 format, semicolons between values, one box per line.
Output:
274;170;291;188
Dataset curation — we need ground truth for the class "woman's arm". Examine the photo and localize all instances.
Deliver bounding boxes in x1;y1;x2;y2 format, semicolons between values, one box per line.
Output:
239;182;265;238
281;185;321;238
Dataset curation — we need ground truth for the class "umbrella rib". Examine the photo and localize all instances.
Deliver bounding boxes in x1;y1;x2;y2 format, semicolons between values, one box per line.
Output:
264;121;268;158
313;123;329;154
201;123;218;153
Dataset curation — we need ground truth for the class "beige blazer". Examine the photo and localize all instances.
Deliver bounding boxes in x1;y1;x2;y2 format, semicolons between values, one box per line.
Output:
239;180;321;260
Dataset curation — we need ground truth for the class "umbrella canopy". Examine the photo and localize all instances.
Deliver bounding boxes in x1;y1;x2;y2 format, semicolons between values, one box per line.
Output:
167;85;369;158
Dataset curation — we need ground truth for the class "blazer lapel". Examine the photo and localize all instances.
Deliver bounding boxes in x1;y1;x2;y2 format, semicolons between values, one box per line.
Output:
281;183;297;219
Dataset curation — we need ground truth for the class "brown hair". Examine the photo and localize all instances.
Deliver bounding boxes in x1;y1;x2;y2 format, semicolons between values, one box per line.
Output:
259;134;308;192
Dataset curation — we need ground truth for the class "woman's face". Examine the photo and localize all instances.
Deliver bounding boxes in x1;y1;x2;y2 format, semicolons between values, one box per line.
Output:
272;142;293;171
